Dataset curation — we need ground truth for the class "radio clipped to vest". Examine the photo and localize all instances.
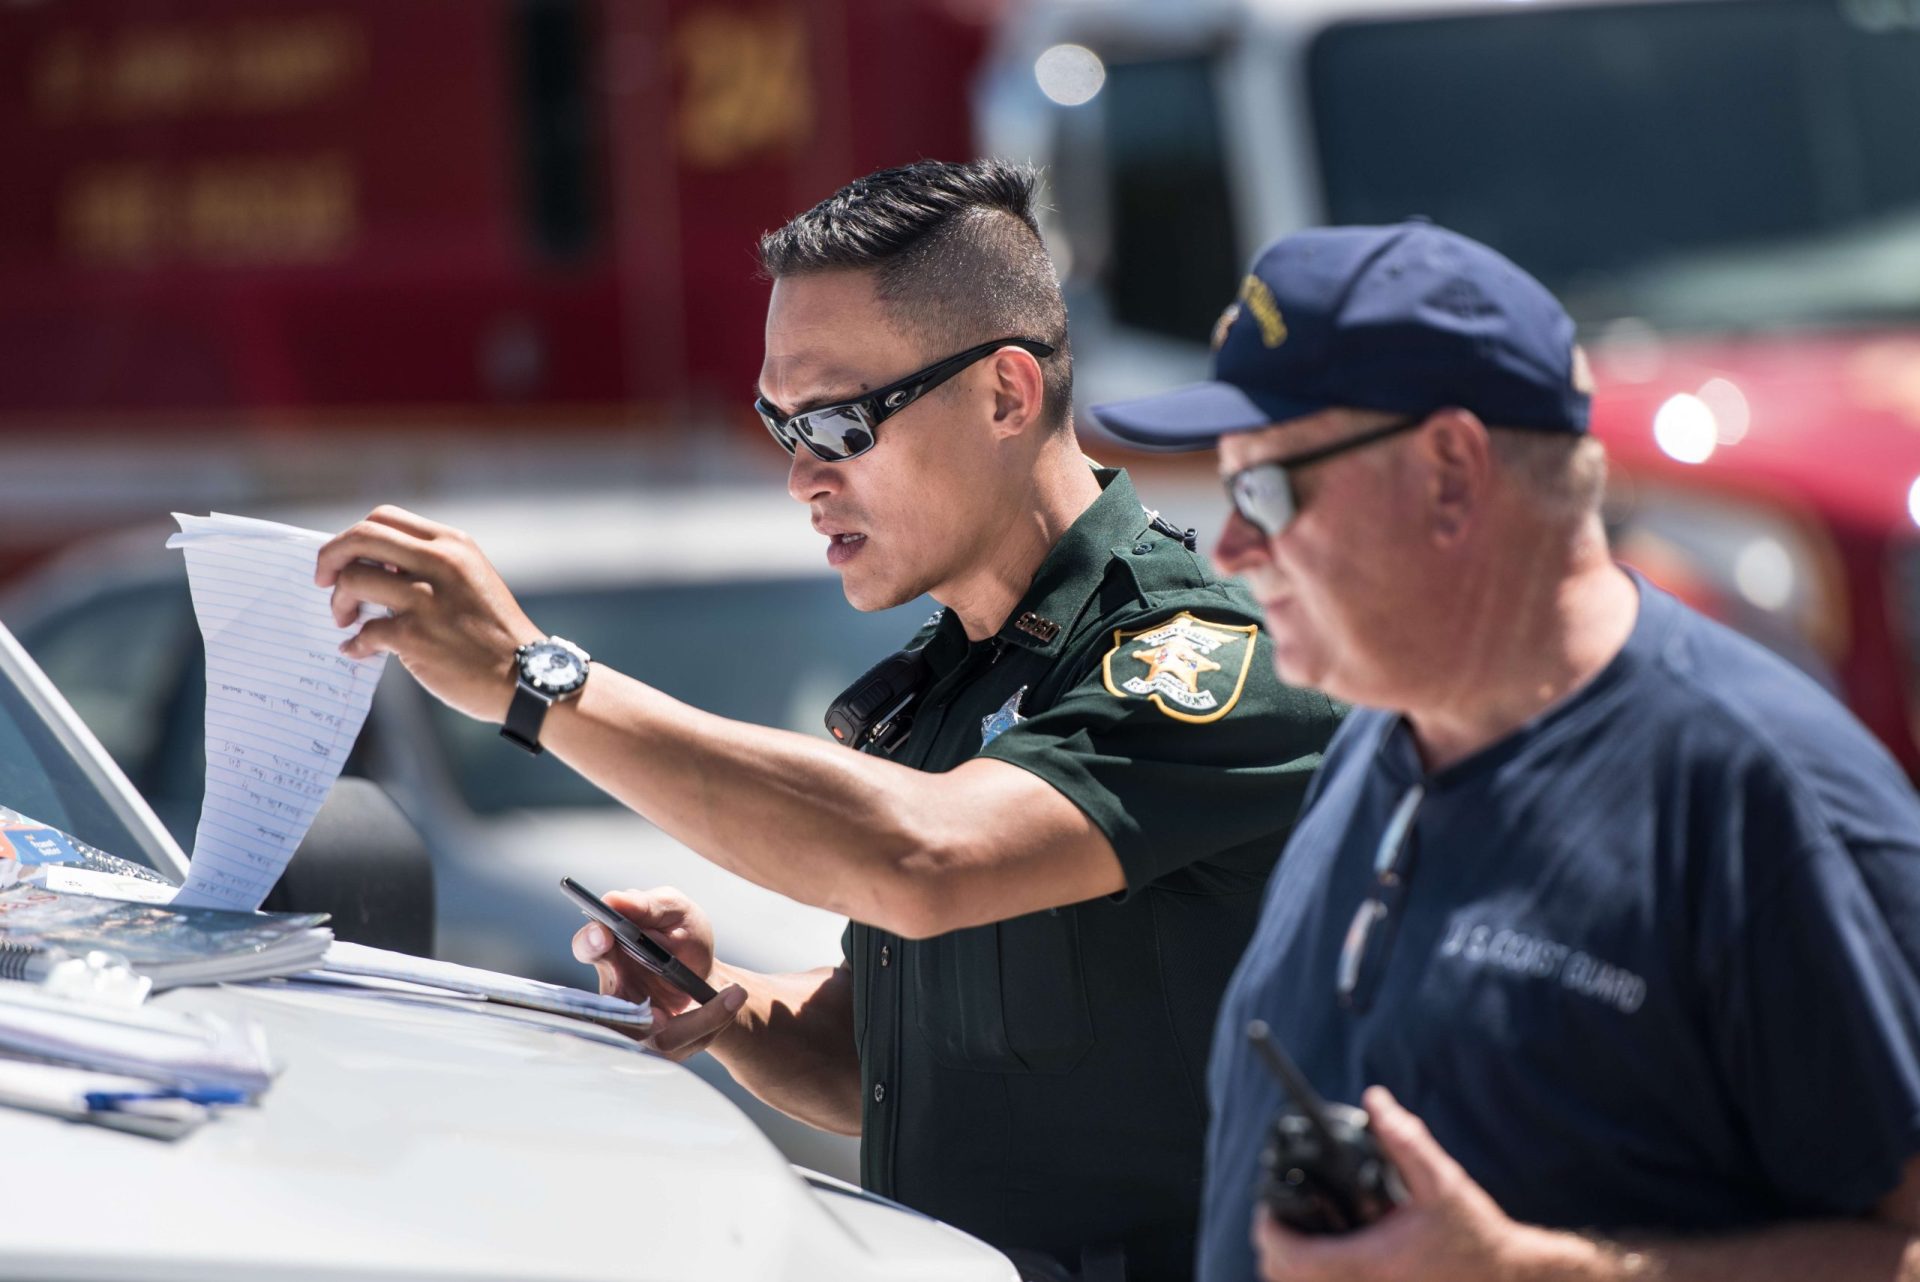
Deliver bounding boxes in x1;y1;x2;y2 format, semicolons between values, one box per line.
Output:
824;646;932;754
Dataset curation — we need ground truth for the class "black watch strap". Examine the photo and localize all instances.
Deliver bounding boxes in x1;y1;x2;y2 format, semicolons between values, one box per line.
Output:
500;680;554;755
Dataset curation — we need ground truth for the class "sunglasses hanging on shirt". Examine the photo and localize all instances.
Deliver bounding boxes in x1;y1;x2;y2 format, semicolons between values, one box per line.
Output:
1336;783;1424;1011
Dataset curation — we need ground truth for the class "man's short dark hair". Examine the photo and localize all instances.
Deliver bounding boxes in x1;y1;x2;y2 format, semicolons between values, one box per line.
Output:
759;159;1073;430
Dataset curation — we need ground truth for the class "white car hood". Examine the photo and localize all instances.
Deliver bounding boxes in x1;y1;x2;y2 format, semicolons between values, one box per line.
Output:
1;981;1012;1282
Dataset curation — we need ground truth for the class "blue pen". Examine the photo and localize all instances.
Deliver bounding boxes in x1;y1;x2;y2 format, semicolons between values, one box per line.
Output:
84;1086;250;1111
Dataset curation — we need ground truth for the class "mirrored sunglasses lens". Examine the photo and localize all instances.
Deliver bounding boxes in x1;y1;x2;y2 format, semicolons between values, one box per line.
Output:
1232;466;1294;536
775;411;839;462
811;404;875;461
773;403;878;463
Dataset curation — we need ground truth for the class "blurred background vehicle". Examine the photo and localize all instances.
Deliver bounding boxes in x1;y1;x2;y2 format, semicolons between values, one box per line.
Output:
0;618;1019;1282
982;0;1920;777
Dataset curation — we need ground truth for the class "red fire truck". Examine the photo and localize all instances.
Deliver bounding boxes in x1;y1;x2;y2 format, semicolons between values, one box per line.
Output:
0;0;995;572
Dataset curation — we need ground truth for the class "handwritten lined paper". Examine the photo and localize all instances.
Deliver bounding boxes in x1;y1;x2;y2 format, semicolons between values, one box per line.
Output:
166;513;387;912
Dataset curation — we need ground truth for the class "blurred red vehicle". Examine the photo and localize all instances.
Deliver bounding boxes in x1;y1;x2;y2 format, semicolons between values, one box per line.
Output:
0;0;995;571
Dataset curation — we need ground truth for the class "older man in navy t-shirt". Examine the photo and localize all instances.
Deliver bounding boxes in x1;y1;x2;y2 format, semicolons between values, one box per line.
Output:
1094;220;1920;1282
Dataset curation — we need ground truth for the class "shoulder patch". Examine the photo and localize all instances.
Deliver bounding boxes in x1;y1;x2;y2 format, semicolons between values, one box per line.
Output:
1100;611;1258;724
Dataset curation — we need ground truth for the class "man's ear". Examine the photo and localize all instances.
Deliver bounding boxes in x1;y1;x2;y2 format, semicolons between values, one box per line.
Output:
989;346;1048;439
1418;408;1491;547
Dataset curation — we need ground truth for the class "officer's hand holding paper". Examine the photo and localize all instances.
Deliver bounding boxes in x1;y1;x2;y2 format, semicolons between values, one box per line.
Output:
314;506;542;722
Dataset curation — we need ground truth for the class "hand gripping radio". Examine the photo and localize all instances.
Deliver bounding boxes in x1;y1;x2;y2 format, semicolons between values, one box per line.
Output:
1247;1020;1408;1235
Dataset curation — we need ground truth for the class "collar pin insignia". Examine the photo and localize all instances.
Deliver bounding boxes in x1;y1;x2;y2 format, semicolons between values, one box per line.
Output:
1014;612;1061;643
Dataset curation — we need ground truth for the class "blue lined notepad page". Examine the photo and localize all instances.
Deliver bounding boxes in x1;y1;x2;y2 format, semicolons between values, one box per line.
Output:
166;513;387;912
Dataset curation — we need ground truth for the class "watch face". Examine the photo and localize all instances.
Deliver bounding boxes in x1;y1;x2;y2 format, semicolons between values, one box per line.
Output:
522;643;587;694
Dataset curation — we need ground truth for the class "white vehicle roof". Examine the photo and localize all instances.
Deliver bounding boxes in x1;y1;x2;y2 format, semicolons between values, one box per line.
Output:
2;487;834;629
315;489;831;590
1008;0;1706;44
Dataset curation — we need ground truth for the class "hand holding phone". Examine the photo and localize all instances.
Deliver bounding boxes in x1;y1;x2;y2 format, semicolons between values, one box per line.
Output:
560;877;720;1005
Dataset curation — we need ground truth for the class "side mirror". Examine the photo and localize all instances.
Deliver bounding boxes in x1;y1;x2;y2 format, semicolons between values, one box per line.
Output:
262;777;434;955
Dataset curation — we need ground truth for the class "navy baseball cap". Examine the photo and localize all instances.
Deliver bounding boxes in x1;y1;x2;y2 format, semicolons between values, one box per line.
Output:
1090;220;1591;449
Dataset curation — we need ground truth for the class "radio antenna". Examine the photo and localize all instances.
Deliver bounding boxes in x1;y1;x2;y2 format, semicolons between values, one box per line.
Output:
1248;1019;1352;1175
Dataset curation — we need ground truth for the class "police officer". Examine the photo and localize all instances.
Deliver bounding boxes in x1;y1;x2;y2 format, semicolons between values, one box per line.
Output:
316;160;1340;1279
1092;221;1920;1282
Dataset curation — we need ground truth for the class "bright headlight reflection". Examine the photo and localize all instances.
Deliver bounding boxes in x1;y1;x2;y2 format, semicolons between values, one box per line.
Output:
1035;44;1105;106
1733;538;1795;612
1653;393;1718;465
1907;476;1920;529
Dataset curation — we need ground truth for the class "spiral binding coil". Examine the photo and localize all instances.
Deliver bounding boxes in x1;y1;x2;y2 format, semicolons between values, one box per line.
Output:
0;941;46;982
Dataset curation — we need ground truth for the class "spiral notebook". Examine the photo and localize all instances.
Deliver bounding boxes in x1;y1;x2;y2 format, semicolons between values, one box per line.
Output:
0;884;331;990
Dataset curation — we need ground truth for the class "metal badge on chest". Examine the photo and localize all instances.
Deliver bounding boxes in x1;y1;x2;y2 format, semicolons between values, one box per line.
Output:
980;686;1028;748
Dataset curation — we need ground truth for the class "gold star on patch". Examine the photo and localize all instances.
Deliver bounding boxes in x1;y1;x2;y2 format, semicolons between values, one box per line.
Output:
1130;639;1221;693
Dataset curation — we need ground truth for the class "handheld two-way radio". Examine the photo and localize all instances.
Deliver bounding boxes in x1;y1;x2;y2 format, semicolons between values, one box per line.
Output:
1247;1019;1408;1235
824;647;931;754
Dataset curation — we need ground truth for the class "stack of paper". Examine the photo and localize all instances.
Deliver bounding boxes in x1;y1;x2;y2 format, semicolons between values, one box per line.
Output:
0;983;272;1094
311;942;651;1030
167;512;388;913
0;885;331;990
0;981;274;1139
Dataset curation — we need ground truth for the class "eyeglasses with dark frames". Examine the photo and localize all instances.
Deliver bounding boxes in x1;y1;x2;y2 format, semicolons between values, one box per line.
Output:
1335;784;1423;1011
755;337;1057;464
1223;415;1426;539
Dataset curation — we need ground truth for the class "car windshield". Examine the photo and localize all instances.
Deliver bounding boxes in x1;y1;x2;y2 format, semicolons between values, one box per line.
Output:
429;577;934;813
0;650;163;873
1307;0;1920;333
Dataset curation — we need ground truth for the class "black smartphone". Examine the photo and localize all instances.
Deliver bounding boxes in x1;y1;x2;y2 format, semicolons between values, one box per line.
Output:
559;877;720;1005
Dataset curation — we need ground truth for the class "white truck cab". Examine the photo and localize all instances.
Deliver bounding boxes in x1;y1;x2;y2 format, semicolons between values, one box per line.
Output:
981;0;1920;775
982;0;1920;405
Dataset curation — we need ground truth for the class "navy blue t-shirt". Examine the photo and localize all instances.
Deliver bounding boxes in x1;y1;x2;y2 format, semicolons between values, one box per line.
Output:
1200;576;1920;1282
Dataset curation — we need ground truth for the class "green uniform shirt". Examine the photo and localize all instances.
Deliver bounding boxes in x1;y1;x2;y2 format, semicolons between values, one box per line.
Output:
844;469;1340;1280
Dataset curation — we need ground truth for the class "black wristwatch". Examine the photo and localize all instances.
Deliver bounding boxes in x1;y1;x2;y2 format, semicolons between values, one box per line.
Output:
500;636;591;755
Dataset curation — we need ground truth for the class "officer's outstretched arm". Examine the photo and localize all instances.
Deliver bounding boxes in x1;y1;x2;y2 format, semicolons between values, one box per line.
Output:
538;665;1125;938
317;508;1125;938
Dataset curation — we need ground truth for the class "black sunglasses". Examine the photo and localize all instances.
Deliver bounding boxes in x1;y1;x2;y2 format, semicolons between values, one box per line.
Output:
755;337;1056;463
1336;783;1423;1011
1224;416;1425;538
